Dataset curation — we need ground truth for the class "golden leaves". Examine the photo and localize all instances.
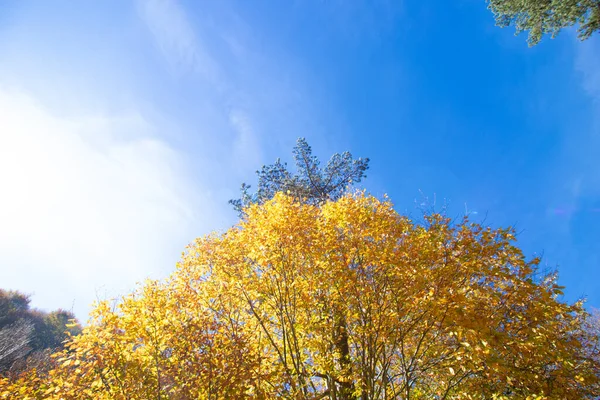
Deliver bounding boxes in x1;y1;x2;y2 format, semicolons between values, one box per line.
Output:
1;192;599;399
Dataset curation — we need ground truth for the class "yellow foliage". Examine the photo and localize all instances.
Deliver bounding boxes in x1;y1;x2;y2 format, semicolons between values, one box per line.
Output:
2;192;598;399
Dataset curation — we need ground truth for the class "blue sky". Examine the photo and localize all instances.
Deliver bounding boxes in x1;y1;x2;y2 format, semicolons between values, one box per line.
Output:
0;0;598;321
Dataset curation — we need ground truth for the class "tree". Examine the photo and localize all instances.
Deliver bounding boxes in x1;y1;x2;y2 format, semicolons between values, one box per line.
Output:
3;193;599;399
487;0;600;45
0;289;81;375
230;137;370;215
0;290;30;327
0;319;33;373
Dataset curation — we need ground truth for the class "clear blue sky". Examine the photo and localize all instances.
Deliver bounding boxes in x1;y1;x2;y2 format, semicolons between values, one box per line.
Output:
0;0;598;321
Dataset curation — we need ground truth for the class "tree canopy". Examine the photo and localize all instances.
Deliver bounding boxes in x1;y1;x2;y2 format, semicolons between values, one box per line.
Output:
487;0;600;45
230;138;369;215
3;193;599;399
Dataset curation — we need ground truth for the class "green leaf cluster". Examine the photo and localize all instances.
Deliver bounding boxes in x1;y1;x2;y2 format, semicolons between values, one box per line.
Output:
488;0;600;45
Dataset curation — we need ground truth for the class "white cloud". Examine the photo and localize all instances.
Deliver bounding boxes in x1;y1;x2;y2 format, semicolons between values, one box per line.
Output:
0;87;223;321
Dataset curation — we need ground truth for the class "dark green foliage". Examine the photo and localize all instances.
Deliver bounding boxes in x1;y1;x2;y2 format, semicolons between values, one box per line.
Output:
0;289;81;374
230;138;369;215
487;0;600;45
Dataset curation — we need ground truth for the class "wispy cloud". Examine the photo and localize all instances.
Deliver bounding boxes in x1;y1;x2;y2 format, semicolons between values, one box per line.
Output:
229;110;263;173
573;37;600;198
135;0;334;175
136;0;219;81
576;38;600;101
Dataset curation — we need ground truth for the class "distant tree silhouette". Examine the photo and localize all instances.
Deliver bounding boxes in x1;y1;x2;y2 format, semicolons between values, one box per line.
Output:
0;289;81;375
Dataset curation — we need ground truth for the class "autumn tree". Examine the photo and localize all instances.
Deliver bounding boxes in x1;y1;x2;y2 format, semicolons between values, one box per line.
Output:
3;193;599;399
230;137;369;215
487;0;600;45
